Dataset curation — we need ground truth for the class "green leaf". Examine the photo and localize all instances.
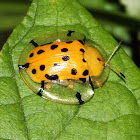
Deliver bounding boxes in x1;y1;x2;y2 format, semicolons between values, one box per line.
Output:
0;0;140;139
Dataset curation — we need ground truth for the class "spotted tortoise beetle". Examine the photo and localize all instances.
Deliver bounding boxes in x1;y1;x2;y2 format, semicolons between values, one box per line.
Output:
18;31;125;105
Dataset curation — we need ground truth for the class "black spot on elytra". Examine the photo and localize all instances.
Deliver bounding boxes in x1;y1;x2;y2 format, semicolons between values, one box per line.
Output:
71;68;77;75
51;44;58;50
66;41;73;43
32;69;36;74
45;74;59;80
53;63;58;66
80;48;85;53
97;57;101;61
45;74;50;79
40;65;45;71
83;58;86;62
37;50;45;54
83;69;89;76
78;40;84;45
51;75;59;80
62;55;70;61
19;63;30;69
24;63;30;68
79;78;86;83
61;48;68;52
29;53;34;57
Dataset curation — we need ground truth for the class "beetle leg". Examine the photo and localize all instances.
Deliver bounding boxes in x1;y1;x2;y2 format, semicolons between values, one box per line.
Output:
45;82;51;89
37;81;44;96
68;80;73;89
58;80;73;89
62;80;69;86
76;92;84;104
95;81;103;87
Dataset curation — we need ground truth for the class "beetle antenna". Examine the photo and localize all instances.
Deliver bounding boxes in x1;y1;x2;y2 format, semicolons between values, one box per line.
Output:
105;41;125;79
110;66;125;79
105;41;122;66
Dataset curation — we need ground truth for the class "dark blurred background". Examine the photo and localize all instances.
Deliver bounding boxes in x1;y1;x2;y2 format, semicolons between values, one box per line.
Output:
0;0;140;67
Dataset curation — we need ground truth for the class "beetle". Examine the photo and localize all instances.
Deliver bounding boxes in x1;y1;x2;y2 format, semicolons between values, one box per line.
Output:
18;30;125;104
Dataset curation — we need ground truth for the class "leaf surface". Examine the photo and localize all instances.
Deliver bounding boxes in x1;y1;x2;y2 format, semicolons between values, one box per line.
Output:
0;0;140;139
